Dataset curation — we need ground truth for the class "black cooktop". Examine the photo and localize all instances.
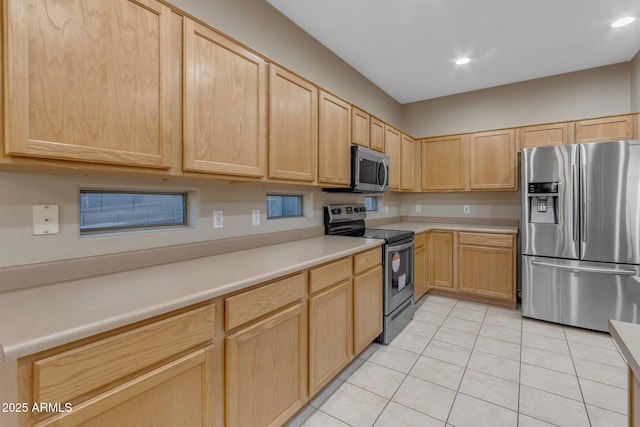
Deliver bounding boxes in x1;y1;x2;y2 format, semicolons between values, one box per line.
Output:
363;228;414;244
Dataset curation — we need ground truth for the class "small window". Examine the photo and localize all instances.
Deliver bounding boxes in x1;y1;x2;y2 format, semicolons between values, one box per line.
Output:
364;196;378;212
266;195;303;219
80;191;187;233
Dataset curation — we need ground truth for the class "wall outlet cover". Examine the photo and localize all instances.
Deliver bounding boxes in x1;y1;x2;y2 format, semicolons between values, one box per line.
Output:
213;210;223;228
33;204;59;235
252;209;260;226
463;205;470;214
415;204;422;213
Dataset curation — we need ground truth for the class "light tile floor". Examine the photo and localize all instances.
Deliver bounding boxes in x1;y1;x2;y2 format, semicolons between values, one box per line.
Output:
285;294;629;427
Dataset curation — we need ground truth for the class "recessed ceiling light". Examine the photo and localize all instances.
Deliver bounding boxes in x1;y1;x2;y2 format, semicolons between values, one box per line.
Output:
455;57;470;65
611;17;635;28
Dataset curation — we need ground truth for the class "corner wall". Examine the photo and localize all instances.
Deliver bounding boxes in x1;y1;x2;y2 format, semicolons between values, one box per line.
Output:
401;63;632;138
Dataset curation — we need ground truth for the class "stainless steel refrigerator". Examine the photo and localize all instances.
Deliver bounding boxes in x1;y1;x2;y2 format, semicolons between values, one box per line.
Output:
521;140;640;332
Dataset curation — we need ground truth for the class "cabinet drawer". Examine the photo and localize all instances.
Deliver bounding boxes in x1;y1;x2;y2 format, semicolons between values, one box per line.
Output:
414;233;426;249
354;247;382;275
309;257;352;293
225;273;305;330
458;232;514;248
33;304;215;405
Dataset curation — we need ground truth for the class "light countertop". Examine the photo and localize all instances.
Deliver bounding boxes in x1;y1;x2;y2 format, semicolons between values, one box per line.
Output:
0;236;382;361
609;319;640;379
373;222;519;234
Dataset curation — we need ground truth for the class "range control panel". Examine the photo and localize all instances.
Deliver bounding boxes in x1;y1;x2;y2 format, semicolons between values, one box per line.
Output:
324;203;367;223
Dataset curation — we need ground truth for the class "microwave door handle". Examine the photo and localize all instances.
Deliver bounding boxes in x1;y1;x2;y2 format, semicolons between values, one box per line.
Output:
379;159;389;191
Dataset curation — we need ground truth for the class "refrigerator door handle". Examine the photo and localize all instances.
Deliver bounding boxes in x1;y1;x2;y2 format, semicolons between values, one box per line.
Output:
580;163;587;243
531;261;636;275
572;164;578;242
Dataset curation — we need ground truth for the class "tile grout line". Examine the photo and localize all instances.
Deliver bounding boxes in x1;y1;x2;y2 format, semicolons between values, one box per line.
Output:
563;324;593;427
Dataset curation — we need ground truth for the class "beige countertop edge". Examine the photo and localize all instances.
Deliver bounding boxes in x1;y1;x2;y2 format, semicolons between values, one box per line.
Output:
0;236;383;361
375;222;519;234
608;319;640;378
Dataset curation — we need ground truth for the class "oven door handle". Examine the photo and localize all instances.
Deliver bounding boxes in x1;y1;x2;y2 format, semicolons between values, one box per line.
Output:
387;240;414;253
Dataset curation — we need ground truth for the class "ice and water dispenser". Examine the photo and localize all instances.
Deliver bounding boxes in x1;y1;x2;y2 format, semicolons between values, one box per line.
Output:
527;182;559;224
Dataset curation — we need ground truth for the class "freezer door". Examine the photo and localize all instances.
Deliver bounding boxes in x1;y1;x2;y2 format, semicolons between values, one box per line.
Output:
521;145;579;259
523;256;640;332
580;141;640;264
521;255;563;324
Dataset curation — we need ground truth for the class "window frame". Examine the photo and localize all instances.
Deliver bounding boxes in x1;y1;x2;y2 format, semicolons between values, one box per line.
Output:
266;194;304;220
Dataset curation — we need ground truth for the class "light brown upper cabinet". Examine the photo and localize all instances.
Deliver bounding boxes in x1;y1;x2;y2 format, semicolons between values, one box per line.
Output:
574;114;637;143
268;65;317;182
421;135;467;191
4;0;174;168
183;19;267;178
518;122;573;150
352;107;370;148
370;117;386;152
385;125;402;190
400;133;415;191
318;91;351;186
469;129;517;190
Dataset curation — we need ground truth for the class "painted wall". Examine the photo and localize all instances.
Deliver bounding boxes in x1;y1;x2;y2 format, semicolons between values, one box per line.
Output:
400;192;521;220
0;171;401;267
631;50;640;115
170;0;402;127
401;63;632;138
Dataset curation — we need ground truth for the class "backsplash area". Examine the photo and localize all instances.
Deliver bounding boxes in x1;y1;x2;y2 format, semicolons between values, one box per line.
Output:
0;171;401;268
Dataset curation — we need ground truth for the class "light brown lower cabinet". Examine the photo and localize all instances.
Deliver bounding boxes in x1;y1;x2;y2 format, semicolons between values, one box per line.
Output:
414;232;430;301
9;248;383;427
36;346;215;427
226;303;306;427
431;232;454;289
353;265;383;354
309;281;352;394
457;232;515;302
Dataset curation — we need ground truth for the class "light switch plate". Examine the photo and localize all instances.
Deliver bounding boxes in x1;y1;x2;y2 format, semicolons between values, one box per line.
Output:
213;210;223;228
415;204;422;213
252;209;260;226
33;205;59;235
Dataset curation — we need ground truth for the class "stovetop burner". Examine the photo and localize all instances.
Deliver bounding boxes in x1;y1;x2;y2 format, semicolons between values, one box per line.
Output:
323;203;413;244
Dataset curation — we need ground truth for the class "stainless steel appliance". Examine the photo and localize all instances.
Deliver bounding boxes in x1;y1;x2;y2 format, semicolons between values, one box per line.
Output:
324;203;414;343
521;140;640;331
324;146;389;193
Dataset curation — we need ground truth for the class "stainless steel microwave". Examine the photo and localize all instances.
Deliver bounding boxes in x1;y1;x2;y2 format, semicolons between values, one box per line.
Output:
324;145;390;193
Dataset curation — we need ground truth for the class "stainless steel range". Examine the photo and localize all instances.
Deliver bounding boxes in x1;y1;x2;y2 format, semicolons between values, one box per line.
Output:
324;203;414;344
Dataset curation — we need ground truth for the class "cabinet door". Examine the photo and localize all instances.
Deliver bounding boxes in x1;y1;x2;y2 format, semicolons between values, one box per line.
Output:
183;19;267;177
469;129;516;190
421;135;467;191
575;114;637;143
352;107;370;147
318;91;351;185
414;245;427;301
309;281;352;394
268;65;317;182
400;133;415;191
37;346;214;427
458;241;515;301
370;117;385;152
353;266;383;354
385;125;401;190
226;304;305;427
5;0;173;168
518;122;572;150
431;232;453;288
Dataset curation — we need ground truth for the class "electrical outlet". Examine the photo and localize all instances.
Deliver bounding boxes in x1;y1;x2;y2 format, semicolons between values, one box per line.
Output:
385;205;389;213
415;204;422;213
33;205;59;235
463;205;470;214
213;210;223;228
252;209;260;226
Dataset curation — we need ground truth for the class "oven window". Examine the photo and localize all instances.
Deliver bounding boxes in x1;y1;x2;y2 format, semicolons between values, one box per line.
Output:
388;246;413;298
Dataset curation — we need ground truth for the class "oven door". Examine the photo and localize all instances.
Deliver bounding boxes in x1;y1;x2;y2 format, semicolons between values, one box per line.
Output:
384;239;414;315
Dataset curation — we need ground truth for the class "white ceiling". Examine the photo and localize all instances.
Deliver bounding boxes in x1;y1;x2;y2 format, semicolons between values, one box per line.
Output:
265;0;640;104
